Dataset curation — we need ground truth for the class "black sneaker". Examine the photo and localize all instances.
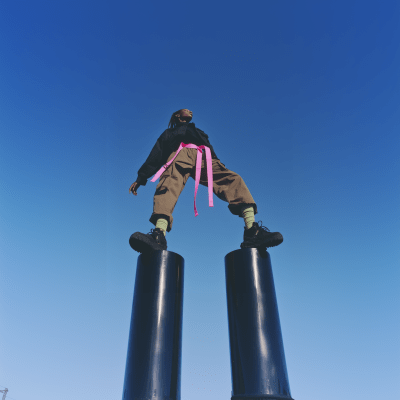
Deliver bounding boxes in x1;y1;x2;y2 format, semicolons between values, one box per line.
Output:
129;228;167;253
241;221;283;249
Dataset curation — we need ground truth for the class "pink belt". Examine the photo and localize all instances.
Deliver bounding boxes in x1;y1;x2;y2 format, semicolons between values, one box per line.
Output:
151;142;214;216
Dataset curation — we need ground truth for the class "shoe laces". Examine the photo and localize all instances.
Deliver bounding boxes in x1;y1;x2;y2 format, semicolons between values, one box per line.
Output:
149;228;165;239
148;228;158;236
256;221;270;232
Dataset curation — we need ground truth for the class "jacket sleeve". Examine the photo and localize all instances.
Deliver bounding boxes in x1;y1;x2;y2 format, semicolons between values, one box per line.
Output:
136;131;168;186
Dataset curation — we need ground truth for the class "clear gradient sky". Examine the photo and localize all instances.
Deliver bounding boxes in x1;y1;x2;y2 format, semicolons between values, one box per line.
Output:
1;1;399;400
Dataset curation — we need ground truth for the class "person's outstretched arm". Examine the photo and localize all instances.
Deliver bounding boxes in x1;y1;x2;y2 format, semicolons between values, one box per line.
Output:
129;131;168;195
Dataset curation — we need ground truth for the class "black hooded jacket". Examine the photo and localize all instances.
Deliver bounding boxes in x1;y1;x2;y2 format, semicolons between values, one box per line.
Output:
136;122;219;186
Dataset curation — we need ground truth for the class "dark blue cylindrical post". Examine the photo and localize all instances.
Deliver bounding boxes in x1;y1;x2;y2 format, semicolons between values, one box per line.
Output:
122;250;184;400
225;248;293;400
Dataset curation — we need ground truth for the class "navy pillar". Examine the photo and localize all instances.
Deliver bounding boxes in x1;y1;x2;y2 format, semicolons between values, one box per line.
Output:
225;248;293;400
122;250;184;400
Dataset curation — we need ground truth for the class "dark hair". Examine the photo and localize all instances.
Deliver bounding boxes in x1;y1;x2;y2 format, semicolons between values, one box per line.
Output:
168;109;184;129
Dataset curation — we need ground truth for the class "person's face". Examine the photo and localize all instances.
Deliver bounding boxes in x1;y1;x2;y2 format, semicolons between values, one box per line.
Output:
176;109;193;122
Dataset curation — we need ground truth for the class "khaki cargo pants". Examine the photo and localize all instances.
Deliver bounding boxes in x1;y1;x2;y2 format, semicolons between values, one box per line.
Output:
150;147;257;232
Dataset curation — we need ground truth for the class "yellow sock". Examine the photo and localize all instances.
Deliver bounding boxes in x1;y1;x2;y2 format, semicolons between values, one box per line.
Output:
155;218;168;235
241;206;255;230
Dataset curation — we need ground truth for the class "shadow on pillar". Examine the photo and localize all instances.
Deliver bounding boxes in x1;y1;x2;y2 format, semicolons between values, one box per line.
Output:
122;250;184;400
225;248;294;400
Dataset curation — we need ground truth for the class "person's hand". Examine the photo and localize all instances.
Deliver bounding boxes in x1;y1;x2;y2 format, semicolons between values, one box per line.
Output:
129;181;140;196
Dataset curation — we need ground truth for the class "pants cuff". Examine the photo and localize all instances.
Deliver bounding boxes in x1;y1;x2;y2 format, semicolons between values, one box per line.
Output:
228;203;258;217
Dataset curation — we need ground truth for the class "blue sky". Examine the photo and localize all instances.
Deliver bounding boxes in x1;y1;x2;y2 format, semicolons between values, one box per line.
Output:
1;1;399;400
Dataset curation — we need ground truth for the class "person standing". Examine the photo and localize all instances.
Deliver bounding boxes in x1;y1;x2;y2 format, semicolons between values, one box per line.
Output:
129;109;283;253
